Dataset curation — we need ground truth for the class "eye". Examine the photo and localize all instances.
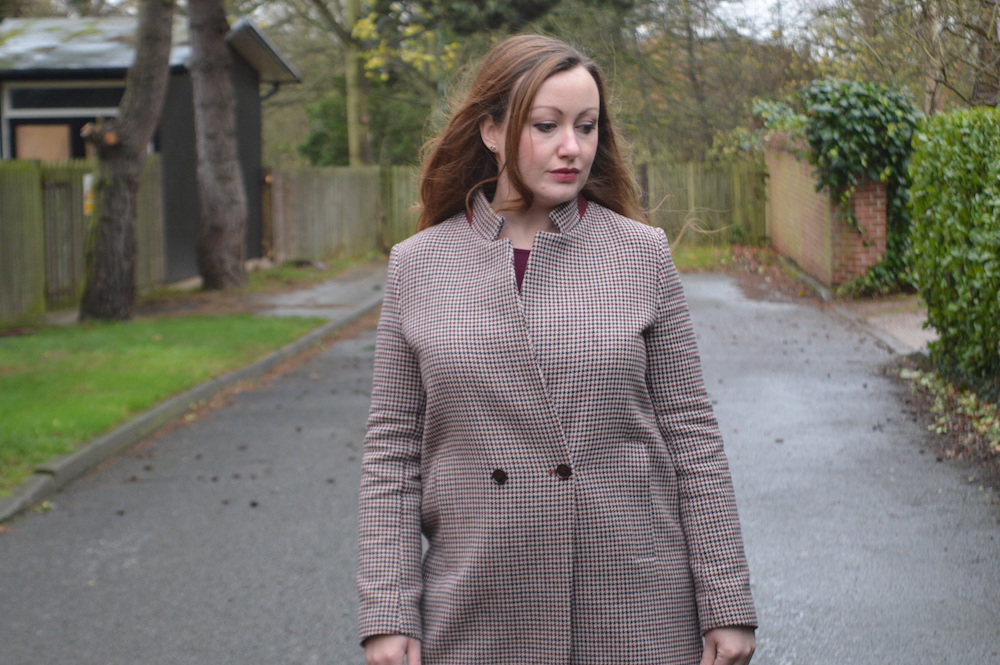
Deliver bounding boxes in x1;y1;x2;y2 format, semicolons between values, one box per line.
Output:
578;123;597;135
533;122;557;133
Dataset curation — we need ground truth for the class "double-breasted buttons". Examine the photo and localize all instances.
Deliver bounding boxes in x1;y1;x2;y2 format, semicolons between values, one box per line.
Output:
554;464;573;479
491;469;508;485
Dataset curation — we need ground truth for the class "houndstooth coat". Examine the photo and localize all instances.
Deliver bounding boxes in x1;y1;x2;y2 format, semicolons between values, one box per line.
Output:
357;192;757;664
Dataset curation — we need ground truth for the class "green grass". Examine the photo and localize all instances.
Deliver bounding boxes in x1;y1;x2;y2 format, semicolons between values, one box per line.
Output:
671;244;735;272
0;314;324;496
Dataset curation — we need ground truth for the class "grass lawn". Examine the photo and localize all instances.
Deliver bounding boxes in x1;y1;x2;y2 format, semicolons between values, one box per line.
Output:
0;314;325;496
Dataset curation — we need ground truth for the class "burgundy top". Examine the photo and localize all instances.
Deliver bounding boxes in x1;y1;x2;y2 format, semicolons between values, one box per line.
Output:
464;195;590;292
513;248;531;290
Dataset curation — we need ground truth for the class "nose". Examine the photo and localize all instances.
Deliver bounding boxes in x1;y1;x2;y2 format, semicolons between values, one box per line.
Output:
557;127;581;159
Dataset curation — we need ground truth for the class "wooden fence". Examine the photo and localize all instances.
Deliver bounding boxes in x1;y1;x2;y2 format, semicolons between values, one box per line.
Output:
265;164;419;263
0;157;164;325
1;158;762;326
642;160;767;246
266;160;766;259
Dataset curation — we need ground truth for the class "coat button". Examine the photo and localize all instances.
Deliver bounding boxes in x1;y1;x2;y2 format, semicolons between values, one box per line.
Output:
491;469;508;485
554;464;572;479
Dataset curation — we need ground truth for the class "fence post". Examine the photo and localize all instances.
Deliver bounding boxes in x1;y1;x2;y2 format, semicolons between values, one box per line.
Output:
0;161;46;325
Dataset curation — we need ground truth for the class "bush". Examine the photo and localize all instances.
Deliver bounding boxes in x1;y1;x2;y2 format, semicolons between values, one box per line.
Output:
909;107;1000;400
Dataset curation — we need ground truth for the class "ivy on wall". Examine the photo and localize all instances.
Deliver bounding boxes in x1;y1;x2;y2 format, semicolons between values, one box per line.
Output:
798;79;922;295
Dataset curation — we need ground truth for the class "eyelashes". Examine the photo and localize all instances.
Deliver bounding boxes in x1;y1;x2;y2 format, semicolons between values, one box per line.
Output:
532;122;597;134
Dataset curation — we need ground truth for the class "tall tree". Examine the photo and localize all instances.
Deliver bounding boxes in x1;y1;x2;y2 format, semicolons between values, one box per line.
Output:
969;0;999;105
188;0;248;289
565;0;812;161
79;0;174;321
294;0;372;164
806;0;1000;111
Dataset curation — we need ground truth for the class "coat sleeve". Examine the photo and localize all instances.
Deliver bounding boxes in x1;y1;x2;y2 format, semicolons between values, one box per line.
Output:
644;228;758;634
356;247;426;644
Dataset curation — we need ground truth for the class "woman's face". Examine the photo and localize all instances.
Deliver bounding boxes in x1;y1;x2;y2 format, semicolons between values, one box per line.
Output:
485;66;601;217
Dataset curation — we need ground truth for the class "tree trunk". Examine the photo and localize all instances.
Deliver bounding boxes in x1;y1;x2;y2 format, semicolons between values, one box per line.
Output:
344;0;371;165
970;0;1000;106
189;0;249;290
679;0;712;160
79;0;174;321
921;0;946;115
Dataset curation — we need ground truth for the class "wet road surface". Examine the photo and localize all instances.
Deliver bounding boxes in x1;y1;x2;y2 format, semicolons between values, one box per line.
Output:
0;273;997;664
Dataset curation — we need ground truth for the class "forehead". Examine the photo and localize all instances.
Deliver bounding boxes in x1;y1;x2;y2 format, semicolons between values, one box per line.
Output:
532;66;600;107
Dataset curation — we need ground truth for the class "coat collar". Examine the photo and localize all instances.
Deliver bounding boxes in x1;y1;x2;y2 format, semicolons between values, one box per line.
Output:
466;189;588;242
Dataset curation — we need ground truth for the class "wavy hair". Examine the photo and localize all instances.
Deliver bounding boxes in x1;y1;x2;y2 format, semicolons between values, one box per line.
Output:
416;35;644;231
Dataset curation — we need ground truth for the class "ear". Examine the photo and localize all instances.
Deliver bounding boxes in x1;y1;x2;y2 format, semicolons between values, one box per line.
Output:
480;117;500;155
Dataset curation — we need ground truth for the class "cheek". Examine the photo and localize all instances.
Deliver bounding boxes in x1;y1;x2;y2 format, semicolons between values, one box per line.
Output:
582;138;599;168
517;134;539;168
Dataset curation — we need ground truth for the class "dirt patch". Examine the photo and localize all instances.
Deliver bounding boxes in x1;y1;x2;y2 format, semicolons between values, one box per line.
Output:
133;287;270;319
889;357;1000;493
711;245;823;303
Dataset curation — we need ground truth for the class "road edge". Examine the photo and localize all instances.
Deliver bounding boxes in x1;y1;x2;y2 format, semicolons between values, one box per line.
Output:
0;291;384;524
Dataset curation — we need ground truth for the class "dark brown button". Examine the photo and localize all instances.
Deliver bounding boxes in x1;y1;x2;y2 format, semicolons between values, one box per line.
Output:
555;464;572;479
491;469;508;485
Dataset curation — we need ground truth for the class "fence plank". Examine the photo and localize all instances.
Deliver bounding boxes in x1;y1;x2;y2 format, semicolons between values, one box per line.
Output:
40;161;89;310
135;155;165;291
380;165;419;248
0;161;46;324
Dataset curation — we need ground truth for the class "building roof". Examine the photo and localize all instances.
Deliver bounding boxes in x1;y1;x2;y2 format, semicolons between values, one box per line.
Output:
0;16;300;84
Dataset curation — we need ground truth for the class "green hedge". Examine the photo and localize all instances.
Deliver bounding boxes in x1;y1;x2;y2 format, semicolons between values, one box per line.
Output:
909;107;1000;399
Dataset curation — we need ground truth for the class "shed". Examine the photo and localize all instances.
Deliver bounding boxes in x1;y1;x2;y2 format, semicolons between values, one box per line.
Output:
0;16;299;283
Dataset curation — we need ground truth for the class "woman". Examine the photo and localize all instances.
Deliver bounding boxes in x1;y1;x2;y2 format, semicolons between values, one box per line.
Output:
357;35;757;665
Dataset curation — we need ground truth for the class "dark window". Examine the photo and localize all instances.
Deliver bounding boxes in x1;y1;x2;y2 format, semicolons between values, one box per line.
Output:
10;87;125;110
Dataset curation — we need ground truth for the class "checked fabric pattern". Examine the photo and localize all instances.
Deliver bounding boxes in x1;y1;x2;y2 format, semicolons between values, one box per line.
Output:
357;192;757;664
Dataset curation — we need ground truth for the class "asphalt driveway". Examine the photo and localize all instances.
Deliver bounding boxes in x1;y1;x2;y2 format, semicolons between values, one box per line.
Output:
0;273;997;664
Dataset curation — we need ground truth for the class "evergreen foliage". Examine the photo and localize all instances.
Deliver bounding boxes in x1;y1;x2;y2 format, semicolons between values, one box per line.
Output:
300;77;429;166
909;107;1000;400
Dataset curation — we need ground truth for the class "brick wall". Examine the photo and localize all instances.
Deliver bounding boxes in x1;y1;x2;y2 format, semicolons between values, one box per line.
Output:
832;181;887;285
766;147;887;287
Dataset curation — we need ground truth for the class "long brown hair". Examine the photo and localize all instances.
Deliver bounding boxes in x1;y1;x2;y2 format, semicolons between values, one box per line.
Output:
416;35;644;231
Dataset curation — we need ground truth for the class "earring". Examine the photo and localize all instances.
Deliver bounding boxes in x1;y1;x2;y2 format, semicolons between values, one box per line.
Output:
489;145;497;152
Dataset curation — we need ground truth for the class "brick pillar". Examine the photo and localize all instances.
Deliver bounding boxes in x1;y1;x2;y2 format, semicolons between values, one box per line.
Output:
831;181;887;285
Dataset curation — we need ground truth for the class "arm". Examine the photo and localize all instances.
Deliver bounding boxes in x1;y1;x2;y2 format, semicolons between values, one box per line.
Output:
644;228;757;633
356;249;426;644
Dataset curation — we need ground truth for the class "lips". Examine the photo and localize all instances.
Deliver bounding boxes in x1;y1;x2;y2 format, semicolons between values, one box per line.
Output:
550;168;580;183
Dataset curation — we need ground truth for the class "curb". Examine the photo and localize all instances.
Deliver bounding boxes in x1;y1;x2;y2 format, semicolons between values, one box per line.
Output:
777;256;928;359
829;304;929;359
0;290;385;524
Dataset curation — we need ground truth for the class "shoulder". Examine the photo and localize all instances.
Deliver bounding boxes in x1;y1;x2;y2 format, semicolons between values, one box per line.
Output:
390;212;469;265
583;200;669;258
